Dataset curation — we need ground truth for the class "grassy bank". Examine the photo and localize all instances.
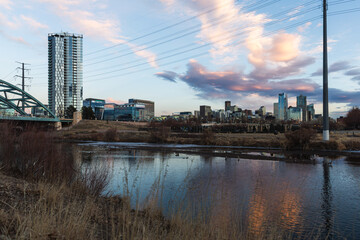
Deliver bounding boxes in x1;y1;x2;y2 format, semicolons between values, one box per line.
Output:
58;120;360;151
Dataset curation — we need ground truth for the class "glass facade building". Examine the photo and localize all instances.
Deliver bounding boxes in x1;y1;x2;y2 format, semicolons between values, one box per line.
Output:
307;104;315;121
83;98;105;120
296;95;307;122
103;103;145;121
288;107;302;121
48;32;83;117
128;99;154;121
278;93;288;120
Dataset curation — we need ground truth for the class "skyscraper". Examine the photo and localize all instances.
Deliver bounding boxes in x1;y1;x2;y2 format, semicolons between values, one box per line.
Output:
307;104;315;121
225;101;231;111
278;93;288;120
273;103;278;119
296;94;307;122
48;32;83;117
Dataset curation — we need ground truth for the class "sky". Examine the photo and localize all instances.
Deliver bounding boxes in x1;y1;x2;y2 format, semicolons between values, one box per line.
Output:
0;0;360;117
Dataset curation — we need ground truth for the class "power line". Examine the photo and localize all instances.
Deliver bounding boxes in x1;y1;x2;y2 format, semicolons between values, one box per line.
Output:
85;0;317;68
1;69;17;80
83;15;322;83
85;0;288;65
84;4;322;77
85;0;274;56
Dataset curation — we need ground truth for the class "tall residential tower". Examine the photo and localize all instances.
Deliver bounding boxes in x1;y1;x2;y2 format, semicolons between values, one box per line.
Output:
48;32;83;117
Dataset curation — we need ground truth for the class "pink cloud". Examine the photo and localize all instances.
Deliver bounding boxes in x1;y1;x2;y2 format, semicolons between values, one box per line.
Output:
0;0;12;9
297;22;312;32
269;33;300;62
38;0;158;68
105;97;125;105
20;15;48;30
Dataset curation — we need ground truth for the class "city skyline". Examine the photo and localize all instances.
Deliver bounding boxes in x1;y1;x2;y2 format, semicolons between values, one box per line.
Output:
1;0;360;117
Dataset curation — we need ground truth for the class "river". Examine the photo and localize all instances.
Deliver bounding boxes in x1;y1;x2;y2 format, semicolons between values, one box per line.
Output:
73;142;360;239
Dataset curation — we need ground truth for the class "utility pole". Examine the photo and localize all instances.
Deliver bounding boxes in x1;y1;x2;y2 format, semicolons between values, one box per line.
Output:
323;0;329;141
15;62;31;111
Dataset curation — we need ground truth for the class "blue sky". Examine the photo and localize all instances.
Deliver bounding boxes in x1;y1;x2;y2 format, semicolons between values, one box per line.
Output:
0;0;360;117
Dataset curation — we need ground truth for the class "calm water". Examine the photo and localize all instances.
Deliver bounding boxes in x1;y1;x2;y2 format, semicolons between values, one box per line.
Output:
75;142;360;239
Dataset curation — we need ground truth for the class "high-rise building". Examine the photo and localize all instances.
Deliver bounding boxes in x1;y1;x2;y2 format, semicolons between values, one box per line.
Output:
48;32;83;117
225;101;231;111
296;94;307;122
200;105;212;118
307;104;315;121
273;103;278;119
259;106;266;117
278;93;288;120
288;106;302;121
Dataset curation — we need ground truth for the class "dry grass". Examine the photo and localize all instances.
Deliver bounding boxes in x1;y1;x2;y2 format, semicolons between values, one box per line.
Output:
0;171;297;240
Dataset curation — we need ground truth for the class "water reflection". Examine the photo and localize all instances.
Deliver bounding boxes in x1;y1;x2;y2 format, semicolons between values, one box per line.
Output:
322;158;333;238
73;143;360;239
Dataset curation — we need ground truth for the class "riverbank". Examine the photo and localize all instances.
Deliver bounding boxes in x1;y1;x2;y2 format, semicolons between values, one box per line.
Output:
58;120;360;151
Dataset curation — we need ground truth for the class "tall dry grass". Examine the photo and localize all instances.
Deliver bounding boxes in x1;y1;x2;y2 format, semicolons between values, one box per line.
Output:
0;123;75;182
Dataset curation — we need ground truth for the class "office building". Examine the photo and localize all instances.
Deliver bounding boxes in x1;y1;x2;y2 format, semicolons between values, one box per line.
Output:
194;110;200;118
278;93;288;120
128;99;154;120
48;32;83;117
288;107;302;121
259;106;266;117
200;105;212;118
273;103;278;119
307;104;315;121
31;105;49;117
103;102;145;121
83;98;105;120
296;95;307;122
225;101;231;111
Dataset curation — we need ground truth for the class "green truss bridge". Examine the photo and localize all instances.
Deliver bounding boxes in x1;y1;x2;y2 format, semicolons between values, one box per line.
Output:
0;79;59;122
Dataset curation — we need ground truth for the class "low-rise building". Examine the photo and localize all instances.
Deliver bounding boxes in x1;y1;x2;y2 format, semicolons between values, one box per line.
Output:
128;99;154;121
103;102;145;121
83;98;105;120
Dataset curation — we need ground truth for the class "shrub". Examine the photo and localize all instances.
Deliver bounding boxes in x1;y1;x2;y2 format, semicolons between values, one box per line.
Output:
344;107;360;129
81;164;110;196
201;128;215;145
104;128;117;142
0;123;75;183
284;128;316;150
149;126;170;143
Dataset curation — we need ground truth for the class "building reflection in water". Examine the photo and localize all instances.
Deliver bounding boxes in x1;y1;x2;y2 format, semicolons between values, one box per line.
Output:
247;176;302;237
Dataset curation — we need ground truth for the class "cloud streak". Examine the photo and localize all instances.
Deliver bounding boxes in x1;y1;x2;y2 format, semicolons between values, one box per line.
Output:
37;0;158;68
20;15;48;30
311;60;352;76
155;71;178;82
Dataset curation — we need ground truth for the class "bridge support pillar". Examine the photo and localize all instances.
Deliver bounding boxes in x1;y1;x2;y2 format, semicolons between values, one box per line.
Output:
73;111;82;125
55;121;62;130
